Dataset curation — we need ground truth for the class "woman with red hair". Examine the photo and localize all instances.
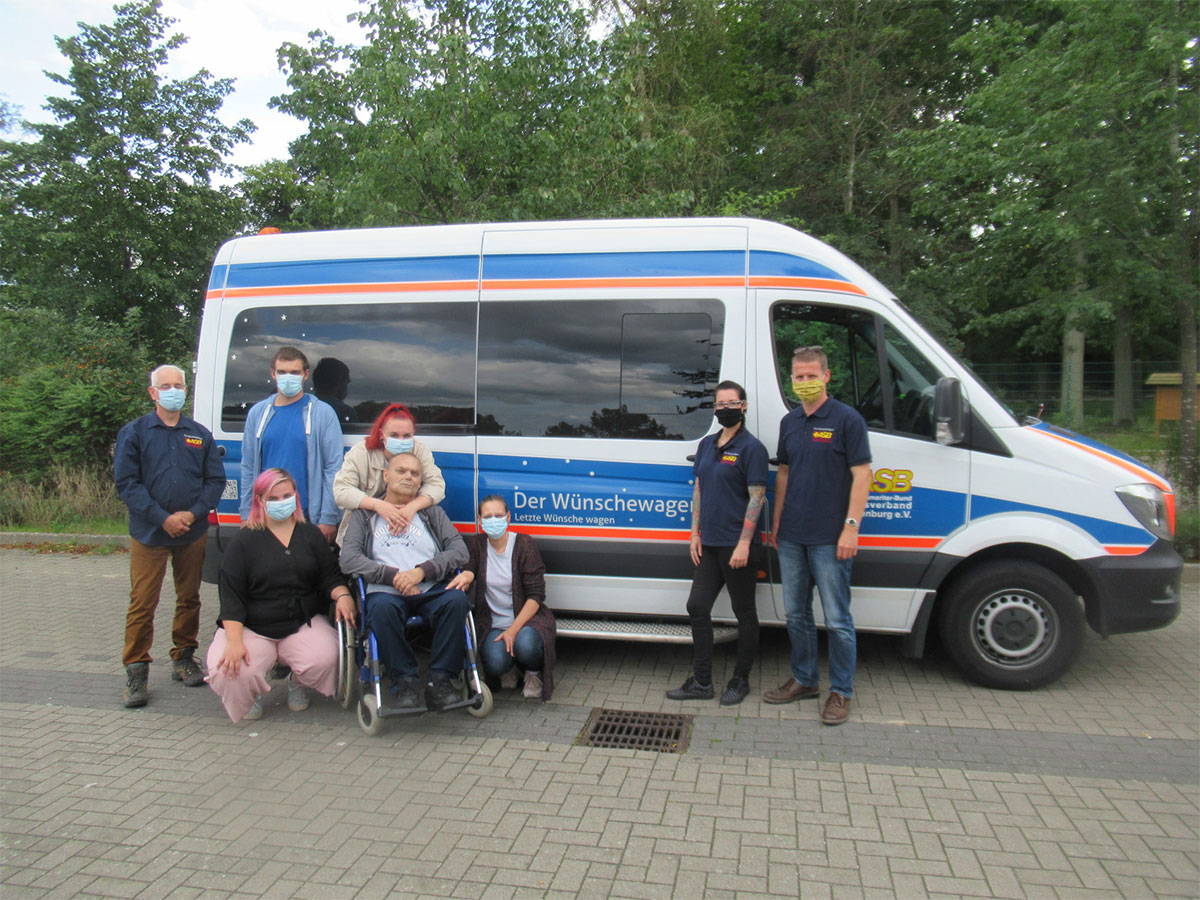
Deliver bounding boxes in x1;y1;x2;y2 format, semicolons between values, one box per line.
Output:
333;403;445;545
207;468;355;723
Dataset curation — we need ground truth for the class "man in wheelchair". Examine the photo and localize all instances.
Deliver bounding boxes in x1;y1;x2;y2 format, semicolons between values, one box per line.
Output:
339;453;471;711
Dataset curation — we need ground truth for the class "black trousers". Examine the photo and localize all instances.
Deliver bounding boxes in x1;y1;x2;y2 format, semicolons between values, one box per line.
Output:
687;544;760;683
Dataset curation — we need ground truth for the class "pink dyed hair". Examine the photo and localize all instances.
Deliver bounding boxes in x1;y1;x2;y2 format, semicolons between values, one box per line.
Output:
245;468;306;529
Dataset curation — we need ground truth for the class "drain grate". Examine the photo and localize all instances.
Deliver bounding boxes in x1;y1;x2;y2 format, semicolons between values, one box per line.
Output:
578;707;693;754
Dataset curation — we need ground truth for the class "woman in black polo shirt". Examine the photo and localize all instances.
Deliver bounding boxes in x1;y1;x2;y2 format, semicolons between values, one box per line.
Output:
666;380;769;705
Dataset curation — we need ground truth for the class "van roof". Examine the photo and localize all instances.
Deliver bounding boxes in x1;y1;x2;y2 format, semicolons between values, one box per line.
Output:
209;217;895;302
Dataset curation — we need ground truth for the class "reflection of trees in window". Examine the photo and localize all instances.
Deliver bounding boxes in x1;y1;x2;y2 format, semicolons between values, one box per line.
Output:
772;303;878;411
545;407;682;440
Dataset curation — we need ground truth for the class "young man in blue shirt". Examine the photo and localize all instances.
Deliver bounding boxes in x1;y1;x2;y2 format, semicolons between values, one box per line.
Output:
240;347;344;543
114;365;225;707
764;346;872;725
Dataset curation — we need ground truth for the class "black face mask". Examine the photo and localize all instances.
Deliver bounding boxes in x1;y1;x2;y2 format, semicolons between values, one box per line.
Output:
715;408;744;428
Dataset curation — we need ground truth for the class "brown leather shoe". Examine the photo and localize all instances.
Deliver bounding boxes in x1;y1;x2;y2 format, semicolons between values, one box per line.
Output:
821;692;851;726
762;677;820;704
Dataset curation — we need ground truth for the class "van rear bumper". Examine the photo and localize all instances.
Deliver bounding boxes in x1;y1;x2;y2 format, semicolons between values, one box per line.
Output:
1080;539;1182;637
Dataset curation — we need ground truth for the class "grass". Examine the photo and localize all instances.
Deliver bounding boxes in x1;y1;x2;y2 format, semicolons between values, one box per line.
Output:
0;463;127;533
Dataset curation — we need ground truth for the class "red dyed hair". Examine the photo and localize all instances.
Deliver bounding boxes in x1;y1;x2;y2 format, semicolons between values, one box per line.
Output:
364;403;418;451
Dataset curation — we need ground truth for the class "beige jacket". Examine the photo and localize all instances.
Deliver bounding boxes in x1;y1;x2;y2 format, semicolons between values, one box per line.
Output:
333;438;445;545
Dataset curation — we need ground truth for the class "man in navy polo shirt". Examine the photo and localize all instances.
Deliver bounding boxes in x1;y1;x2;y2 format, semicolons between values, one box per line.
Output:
114;365;225;708
763;346;871;725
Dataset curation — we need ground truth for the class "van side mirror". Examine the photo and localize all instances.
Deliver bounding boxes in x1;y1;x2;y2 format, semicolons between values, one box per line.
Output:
934;376;965;445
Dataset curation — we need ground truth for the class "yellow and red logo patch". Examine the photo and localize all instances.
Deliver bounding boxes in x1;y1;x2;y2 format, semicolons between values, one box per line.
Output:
811;429;833;442
185;436;204;447
720;453;738;464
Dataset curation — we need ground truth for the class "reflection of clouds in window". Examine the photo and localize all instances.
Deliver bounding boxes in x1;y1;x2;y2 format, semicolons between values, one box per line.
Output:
480;357;620;435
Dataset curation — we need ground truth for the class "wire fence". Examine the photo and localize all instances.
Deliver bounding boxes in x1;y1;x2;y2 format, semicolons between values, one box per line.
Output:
969;359;1180;420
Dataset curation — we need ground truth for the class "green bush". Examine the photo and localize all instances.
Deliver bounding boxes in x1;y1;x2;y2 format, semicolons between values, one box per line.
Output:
0;308;154;476
0;463;126;531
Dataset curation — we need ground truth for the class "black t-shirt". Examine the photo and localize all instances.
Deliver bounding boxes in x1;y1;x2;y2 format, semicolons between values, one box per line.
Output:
217;522;345;639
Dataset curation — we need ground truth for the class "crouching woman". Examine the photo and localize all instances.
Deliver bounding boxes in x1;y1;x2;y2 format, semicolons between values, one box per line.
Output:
207;468;355;722
448;495;556;700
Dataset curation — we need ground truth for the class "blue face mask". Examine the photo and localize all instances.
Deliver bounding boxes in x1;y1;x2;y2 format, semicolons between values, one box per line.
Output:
385;436;414;456
265;495;297;521
481;516;508;538
156;387;185;411
275;373;304;398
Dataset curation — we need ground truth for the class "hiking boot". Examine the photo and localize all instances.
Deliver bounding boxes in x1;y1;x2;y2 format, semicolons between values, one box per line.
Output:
821;692;851;726
666;675;714;701
286;674;309;711
499;666;519;690
425;677;458;712
719;676;750;706
391;676;422;709
762;677;820;704
522;671;543;699
243;696;264;721
123;663;149;708
171;649;206;687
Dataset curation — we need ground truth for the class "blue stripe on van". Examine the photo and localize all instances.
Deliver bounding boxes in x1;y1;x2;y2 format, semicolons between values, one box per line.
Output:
748;250;847;281
1028;422;1167;475
222;256;479;289
971;495;1150;546
482;250;746;280
208;265;228;290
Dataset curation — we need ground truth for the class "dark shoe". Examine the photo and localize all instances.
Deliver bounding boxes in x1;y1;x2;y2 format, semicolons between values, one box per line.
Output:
123;663;149;708
762;677;820;704
719;676;750;706
392;676;422;709
666;676;714;701
171;649;206;687
821;692;851;726
425;677;458;712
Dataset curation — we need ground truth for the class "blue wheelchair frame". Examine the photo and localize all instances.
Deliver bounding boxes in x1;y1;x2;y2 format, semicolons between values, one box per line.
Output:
336;576;493;734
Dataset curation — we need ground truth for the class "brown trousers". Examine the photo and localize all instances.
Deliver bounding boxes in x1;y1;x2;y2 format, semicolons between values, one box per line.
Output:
124;536;206;666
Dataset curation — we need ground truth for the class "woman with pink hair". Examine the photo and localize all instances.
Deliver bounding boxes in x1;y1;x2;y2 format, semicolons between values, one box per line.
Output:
207;468;356;722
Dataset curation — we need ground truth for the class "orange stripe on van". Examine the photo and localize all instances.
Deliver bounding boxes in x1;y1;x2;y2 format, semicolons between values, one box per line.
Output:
482;276;745;291
207;281;477;300
858;536;942;549
749;276;868;295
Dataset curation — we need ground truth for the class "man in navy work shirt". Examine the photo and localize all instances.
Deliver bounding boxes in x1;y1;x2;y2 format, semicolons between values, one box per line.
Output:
763;346;871;726
114;365;225;708
240;347;344;542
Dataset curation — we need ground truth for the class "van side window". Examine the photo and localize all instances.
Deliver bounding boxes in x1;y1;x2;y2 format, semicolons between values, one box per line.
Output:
478;300;723;439
221;302;477;433
883;324;939;439
771;303;882;424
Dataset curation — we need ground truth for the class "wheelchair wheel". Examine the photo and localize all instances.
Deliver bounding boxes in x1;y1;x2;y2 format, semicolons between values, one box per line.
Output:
468;682;493;719
357;694;384;736
335;620;360;710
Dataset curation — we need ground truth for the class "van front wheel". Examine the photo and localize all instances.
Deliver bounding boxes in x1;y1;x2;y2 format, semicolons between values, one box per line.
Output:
938;561;1084;690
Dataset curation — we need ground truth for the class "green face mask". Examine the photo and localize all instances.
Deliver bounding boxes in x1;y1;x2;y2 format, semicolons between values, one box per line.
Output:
792;379;825;403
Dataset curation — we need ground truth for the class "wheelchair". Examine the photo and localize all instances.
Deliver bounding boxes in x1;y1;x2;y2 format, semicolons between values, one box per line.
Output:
334;576;493;735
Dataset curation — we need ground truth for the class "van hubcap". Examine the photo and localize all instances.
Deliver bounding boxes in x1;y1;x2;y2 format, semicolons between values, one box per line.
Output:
974;592;1053;665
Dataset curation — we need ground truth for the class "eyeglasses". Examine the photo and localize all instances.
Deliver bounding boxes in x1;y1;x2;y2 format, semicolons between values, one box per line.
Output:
792;344;824;356
713;401;745;410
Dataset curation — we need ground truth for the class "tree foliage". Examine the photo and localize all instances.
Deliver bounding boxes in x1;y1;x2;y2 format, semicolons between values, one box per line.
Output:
0;0;253;355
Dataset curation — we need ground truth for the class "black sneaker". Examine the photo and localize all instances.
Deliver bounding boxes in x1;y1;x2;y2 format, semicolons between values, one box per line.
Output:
425;677;458;711
124;663;149;708
392;676;422;709
720;676;750;706
171;649;206;687
666;676;714;701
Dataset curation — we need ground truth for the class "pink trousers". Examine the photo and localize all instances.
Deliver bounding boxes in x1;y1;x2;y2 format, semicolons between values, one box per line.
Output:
206;618;339;723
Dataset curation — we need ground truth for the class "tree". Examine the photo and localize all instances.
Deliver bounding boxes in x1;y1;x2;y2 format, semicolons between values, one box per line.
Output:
0;1;253;354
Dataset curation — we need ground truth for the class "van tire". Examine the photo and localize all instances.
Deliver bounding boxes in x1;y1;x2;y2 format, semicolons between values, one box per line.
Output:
938;560;1084;690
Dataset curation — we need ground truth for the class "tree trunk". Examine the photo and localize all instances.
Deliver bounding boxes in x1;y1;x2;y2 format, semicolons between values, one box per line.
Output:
1179;296;1198;496
1060;245;1087;431
1112;308;1135;427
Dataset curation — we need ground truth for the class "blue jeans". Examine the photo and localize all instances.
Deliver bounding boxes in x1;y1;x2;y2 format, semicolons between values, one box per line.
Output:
777;540;855;698
480;626;543;678
365;585;471;681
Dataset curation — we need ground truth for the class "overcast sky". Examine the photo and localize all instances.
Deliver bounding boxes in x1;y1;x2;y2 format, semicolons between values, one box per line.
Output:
0;0;366;169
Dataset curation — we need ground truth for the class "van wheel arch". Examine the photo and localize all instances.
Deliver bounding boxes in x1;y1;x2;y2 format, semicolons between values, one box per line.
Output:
934;555;1086;690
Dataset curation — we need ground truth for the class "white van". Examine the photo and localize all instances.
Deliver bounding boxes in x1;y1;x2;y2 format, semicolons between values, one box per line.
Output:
194;217;1182;689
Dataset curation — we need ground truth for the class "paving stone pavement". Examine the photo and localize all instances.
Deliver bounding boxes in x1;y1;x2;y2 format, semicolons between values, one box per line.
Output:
1;548;1197;899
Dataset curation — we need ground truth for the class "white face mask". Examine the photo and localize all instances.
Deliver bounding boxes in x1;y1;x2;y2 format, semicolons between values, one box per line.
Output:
481;516;508;538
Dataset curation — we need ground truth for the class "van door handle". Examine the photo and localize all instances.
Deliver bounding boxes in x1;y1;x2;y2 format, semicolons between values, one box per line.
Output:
686;454;696;462
769;457;779;466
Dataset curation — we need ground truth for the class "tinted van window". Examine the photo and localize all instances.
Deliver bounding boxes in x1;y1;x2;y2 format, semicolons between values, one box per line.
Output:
221;302;477;432
478;299;724;439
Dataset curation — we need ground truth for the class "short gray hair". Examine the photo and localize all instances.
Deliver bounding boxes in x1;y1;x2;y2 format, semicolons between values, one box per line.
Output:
150;365;186;387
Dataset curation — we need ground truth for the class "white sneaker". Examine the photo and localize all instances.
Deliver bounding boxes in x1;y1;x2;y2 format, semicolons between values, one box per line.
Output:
522;672;543;699
500;666;519;690
243;697;264;721
287;674;309;711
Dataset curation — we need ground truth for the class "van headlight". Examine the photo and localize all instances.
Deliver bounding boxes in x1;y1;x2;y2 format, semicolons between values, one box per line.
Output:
1115;484;1173;540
